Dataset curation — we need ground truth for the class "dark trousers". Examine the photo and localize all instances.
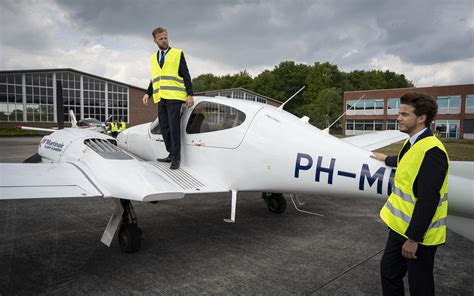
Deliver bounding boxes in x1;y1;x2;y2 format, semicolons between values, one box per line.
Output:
158;99;183;161
381;229;437;296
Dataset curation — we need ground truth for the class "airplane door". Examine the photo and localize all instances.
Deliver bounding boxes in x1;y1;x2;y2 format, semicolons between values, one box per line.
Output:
183;101;262;149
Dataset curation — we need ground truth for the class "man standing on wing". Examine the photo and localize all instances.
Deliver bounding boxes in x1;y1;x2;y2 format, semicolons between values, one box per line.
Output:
142;26;194;170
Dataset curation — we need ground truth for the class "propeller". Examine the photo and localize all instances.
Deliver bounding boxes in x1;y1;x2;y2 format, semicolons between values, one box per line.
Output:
56;80;65;129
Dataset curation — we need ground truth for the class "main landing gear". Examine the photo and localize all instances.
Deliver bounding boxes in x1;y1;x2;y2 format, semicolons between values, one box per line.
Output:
262;192;287;214
101;199;143;254
224;191;288;223
118;199;142;253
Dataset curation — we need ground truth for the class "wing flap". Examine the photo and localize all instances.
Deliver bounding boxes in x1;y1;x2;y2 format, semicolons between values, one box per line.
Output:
0;163;103;199
341;130;408;151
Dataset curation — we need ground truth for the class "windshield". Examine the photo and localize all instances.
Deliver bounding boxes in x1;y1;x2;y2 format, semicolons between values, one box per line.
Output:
80;118;102;127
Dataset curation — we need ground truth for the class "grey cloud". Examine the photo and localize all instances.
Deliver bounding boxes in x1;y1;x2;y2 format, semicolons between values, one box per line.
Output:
0;0;58;52
375;1;474;64
2;0;473;78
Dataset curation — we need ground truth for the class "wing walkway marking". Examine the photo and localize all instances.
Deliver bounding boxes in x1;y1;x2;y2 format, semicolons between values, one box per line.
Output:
147;161;205;190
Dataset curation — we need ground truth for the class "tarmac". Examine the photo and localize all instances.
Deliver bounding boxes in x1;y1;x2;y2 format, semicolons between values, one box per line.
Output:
0;137;473;295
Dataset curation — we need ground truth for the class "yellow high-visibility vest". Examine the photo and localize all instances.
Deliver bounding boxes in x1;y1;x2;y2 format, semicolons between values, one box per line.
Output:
111;122;119;132
380;136;449;245
119;121;126;132
150;48;187;104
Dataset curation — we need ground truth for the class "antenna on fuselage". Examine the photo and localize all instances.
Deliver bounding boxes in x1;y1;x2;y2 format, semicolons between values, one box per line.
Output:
277;86;306;110
322;94;365;134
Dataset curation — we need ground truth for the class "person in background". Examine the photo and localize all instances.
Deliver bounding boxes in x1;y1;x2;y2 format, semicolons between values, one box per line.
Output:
119;118;126;133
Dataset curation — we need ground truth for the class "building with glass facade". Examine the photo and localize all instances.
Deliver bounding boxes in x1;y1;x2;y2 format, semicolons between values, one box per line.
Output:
343;84;474;139
0;69;153;129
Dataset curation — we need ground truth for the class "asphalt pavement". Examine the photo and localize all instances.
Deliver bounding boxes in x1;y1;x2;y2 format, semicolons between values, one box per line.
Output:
0;137;473;295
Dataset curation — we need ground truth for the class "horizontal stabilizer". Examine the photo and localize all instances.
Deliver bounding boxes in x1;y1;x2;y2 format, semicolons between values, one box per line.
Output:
19;126;57;133
341;130;408;151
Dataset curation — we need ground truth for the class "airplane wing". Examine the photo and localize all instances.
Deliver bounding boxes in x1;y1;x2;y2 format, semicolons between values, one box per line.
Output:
0;163;103;199
0;160;229;202
341;130;408;151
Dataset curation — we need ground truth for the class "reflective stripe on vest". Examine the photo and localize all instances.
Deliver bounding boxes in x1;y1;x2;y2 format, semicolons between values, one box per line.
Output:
149;48;187;103
392;186;448;206
380;135;449;245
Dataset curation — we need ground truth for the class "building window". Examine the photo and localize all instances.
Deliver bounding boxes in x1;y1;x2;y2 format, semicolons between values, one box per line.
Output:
57;71;81;122
345;120;384;135
375;120;383;131
107;82;128;122
83;76;107;122
364;100;375;115
245;94;256;101
387;98;399;115
346;100;355;115
435;120;460;139
346;99;384;116
346;120;354;134
463;119;474;139
233;91;244;100
386;120;399;130
0;73;25;122
219;92;232;98
375;99;384;115
256;97;267;104
466;94;474;114
354;100;364;115
437;95;461;114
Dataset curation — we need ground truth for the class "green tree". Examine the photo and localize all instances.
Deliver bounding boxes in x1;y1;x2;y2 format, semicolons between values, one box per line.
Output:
192;73;219;93
231;71;253;89
294;87;342;129
252;70;277;98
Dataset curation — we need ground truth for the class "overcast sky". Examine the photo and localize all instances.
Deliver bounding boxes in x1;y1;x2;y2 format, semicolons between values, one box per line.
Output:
1;0;473;88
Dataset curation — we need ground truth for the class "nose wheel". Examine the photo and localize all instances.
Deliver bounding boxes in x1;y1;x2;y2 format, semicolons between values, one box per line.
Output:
262;193;287;214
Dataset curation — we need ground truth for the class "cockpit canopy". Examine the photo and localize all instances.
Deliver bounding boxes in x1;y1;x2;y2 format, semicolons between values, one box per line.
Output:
186;101;246;134
150;101;246;135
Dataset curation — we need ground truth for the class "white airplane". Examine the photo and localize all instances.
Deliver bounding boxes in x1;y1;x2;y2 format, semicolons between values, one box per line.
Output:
1;95;473;253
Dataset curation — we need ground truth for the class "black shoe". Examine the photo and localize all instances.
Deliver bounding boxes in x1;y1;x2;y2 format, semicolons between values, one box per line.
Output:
170;160;180;170
157;156;172;163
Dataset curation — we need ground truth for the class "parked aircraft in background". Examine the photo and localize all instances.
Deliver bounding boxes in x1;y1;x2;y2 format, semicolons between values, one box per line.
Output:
1;89;473;253
75;118;108;134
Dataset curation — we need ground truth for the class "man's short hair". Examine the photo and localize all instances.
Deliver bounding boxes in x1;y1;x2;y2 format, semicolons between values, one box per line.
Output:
152;27;167;38
400;92;438;127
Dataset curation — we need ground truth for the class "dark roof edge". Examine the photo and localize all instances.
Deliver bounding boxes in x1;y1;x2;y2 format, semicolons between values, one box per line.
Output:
0;68;147;91
344;83;474;94
195;87;283;103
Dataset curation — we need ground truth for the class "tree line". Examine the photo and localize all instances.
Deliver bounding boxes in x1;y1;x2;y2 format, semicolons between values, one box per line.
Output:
192;61;413;130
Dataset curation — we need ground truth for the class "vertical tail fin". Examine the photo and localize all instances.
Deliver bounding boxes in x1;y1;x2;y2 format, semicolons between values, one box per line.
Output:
69;110;77;128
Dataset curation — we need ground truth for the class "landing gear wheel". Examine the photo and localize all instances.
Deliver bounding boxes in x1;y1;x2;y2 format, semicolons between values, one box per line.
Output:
118;224;142;253
262;193;287;214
